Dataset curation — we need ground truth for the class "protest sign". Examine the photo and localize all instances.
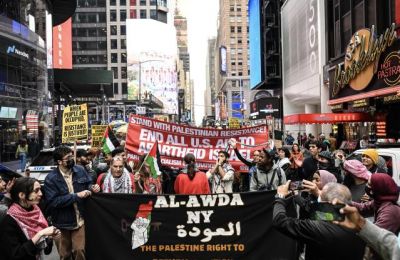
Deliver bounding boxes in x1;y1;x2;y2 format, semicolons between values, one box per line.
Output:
91;125;108;147
62;104;88;143
125;115;268;172
86;191;297;260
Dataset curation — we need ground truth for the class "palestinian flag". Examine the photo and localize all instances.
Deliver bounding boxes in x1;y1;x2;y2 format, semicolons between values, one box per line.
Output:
102;126;120;154
144;141;161;178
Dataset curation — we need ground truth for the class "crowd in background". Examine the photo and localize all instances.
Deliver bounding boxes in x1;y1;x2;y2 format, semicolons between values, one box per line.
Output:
0;130;399;259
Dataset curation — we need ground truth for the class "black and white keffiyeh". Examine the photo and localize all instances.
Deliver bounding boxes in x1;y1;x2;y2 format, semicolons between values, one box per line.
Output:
103;168;133;194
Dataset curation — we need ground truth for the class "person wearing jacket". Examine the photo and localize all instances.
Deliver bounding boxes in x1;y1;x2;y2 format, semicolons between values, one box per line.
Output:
0;177;61;260
174;153;210;194
352;173;400;235
250;149;286;191
277;147;291;176
43;146;99;260
343;160;371;202
362;149;387;174
333;201;400;260
273;182;366;260
206;151;235;193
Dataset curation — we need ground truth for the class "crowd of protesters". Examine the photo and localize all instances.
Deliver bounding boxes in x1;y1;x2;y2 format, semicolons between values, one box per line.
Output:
0;130;399;260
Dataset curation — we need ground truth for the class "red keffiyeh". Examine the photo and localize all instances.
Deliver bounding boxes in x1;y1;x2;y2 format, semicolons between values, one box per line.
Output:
7;203;48;239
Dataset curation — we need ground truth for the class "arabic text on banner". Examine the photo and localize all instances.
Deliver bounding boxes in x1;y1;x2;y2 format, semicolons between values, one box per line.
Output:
85;192;297;260
62;104;88;143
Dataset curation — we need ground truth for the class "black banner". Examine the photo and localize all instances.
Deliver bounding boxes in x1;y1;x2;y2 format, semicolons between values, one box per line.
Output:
85;192;297;260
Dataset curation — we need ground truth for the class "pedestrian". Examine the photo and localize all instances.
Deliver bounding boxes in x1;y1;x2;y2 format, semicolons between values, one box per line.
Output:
362;149;387;174
43;145;99;260
343;160;371;202
15;139;28;172
277;147;291;177
328;133;337;151
174;153;210;194
206;151;235;193
301;140;321;181
76;149;97;184
97;156;135;193
133;154;162;194
288;143;303;181
359;135;369;149
0;177;61;260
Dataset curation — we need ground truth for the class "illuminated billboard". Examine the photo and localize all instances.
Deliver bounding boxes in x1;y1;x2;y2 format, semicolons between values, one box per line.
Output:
126;19;178;114
52;18;72;69
220;46;227;74
249;0;262;89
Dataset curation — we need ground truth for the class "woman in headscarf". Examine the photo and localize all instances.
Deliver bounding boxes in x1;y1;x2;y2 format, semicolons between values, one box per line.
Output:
0;177;60;260
302;170;337;198
343;160;371;202
174;153;210;194
352;173;400;234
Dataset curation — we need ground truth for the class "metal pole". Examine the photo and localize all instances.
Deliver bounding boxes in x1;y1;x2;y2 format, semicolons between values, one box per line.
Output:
138;62;141;106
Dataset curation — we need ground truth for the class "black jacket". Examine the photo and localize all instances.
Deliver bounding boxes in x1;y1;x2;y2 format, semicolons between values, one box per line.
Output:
0;215;52;260
273;198;365;260
301;157;318;180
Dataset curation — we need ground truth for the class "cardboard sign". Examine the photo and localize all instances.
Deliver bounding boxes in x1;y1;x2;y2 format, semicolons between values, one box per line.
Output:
91;125;108;147
62;104;88;143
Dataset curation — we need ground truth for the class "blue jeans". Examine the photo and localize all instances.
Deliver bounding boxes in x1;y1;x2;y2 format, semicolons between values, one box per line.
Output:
19;153;27;171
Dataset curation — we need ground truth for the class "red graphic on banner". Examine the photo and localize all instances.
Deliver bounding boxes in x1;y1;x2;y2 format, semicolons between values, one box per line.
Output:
53;18;72;69
125;115;268;172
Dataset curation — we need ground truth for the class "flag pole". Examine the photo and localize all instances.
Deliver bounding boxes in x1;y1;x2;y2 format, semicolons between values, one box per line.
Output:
136;141;157;173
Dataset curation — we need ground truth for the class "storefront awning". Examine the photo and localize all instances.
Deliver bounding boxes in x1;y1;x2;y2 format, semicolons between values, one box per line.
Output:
283;112;374;125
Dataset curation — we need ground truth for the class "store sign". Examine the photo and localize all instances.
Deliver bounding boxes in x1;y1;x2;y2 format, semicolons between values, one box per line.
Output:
333;24;397;97
330;103;343;112
377;51;400;86
352;99;369;108
6;45;29;59
383;94;400;104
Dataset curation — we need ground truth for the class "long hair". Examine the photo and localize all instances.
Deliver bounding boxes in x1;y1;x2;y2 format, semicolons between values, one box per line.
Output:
184;153;196;181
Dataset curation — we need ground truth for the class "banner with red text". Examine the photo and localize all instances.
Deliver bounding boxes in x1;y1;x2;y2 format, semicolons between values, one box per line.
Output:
85;191;297;260
125;115;268;172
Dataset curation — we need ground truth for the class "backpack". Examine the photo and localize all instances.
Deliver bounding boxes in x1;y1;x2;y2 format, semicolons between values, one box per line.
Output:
253;167;282;191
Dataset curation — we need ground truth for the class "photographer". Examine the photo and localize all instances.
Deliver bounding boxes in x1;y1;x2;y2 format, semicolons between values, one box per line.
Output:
250;149;286;191
206;151;235;193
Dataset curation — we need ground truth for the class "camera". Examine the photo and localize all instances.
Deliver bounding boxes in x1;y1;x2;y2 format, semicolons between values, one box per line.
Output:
258;183;272;191
289;181;303;190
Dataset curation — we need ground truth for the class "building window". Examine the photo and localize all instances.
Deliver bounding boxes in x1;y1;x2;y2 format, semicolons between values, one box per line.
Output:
120;0;126;5
111;39;118;49
120;10;127;21
120;25;126;35
121;67;127;79
121;39;126;49
111;53;118;63
112;67;118;79
140;0;146;5
113;83;119;94
140;10;147;18
121;53;127;63
230;26;235;33
237;26;242;33
130;10;136;18
150;0;156;5
110;0;116;6
110;10;117;21
110;25;117;35
122;82;128;94
150;10;157;19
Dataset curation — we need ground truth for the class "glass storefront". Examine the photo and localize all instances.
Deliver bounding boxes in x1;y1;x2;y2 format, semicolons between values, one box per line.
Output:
0;0;50;162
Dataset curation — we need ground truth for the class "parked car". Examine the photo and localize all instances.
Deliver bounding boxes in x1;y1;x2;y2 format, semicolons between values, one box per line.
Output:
26;145;91;184
349;148;400;186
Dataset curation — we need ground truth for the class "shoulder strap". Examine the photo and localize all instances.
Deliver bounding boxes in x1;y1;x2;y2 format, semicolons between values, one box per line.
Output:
269;168;277;187
254;168;259;184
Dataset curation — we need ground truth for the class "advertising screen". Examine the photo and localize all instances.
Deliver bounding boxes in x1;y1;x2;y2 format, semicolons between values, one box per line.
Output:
126;19;178;115
0;107;17;119
249;0;262;89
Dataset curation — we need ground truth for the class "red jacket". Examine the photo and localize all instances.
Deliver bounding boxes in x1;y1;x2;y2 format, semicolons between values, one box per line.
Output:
174;171;210;195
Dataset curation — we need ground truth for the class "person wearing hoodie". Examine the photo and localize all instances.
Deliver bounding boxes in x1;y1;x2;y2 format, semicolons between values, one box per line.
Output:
343;160;371;202
174;153;210;194
317;151;342;183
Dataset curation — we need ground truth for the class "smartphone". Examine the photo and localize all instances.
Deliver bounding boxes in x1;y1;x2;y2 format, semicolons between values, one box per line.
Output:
289;181;303;190
310;202;345;222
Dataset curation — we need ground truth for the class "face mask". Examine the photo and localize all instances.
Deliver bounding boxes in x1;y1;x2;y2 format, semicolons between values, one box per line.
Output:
318;162;330;170
66;159;75;169
365;186;373;198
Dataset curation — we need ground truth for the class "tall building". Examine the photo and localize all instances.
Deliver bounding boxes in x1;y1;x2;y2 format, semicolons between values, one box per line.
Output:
205;37;217;123
174;0;193;123
215;0;251;125
71;0;169;122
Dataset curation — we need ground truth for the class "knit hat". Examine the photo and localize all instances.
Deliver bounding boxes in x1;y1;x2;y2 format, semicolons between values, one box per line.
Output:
343;160;371;181
362;149;379;164
319;151;333;161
